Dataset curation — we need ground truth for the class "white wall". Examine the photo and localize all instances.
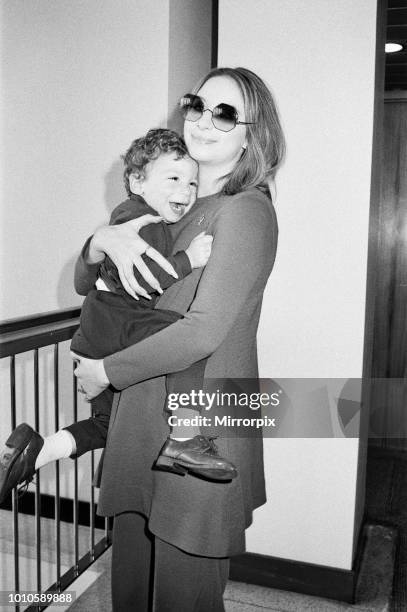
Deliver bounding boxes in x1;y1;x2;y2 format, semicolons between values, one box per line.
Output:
1;0;171;320
218;0;378;568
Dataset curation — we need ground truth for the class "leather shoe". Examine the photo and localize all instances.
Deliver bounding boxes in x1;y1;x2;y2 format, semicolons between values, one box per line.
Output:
155;435;237;481
0;423;44;504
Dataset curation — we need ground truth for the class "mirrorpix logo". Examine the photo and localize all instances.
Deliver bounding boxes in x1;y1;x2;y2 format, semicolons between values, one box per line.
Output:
166;378;365;438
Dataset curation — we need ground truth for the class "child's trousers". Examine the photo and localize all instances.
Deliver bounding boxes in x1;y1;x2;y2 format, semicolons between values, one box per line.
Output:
67;289;207;457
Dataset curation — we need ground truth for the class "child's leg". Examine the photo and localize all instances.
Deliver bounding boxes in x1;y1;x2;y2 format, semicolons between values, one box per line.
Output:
156;360;238;481
0;390;112;503
35;388;113;470
65;291;183;463
165;359;207;440
62;387;113;457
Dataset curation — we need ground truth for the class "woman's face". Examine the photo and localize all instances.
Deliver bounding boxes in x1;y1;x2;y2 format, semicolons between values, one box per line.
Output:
183;76;247;170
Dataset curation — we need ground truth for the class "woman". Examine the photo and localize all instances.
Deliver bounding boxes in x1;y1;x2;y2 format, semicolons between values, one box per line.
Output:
73;66;285;611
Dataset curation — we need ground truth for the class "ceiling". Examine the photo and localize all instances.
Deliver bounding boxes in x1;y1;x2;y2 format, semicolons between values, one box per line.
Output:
386;0;407;89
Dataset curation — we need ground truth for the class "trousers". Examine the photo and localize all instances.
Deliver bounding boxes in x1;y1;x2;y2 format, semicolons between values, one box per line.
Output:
111;512;230;612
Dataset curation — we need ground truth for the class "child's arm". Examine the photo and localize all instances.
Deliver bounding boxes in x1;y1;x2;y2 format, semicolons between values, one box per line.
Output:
73;218;177;298
133;228;212;294
106;202;211;295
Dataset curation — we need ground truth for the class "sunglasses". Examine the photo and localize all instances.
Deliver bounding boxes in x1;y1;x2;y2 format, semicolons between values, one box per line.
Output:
179;93;255;132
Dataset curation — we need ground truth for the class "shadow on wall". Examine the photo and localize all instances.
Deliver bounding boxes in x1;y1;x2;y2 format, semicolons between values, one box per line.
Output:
168;106;184;135
104;157;126;217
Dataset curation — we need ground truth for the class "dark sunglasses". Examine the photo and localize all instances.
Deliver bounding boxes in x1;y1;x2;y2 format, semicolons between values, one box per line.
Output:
179;93;255;132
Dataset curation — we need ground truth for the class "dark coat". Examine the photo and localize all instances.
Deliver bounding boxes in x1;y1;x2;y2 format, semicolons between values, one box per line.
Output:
74;188;278;557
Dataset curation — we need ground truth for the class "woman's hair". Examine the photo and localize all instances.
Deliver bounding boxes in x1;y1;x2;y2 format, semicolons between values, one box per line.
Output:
192;67;286;197
123;128;189;196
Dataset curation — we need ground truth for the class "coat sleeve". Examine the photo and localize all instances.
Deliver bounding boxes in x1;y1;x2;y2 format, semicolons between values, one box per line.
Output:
73;219;191;297
74;236;101;296
104;192;278;390
73;203;131;296
135;223;192;292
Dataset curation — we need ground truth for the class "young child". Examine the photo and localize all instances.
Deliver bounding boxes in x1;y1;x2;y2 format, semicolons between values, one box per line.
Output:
0;129;237;505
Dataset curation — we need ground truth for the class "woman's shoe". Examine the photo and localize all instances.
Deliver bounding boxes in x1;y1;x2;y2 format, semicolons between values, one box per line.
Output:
155;435;238;481
0;423;44;504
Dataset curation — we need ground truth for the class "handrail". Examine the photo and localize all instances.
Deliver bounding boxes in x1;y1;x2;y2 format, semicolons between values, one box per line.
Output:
0;308;81;358
0;307;81;334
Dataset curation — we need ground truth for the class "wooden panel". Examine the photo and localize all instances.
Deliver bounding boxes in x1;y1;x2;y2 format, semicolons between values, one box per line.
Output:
386;51;407;64
388;0;407;9
385;0;407;89
370;100;407;450
387;7;407;25
387;25;407;40
386;65;407;77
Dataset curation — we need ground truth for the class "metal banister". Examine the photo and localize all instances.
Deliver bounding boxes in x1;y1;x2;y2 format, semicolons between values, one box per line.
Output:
0;308;81;334
0;309;81;358
0;307;111;611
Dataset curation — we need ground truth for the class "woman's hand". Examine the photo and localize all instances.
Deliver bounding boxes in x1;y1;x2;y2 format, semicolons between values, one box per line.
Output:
89;215;178;299
71;352;110;401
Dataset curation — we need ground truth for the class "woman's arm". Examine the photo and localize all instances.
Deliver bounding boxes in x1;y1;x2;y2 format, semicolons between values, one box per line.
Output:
74;215;178;299
74;236;103;296
103;191;278;390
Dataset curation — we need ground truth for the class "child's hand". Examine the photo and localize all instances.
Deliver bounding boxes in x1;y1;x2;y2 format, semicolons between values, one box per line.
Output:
185;232;213;269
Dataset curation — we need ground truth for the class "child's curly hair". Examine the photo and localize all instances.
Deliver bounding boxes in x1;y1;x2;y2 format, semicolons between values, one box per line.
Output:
123;128;190;196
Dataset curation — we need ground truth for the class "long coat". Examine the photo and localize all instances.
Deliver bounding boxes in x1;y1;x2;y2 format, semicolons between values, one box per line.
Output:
74;187;278;557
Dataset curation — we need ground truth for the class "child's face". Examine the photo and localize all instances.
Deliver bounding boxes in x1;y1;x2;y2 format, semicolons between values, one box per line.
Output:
130;152;198;223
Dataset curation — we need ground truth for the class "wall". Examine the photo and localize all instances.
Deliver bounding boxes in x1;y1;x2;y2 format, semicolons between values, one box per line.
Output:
1;0;171;320
0;0;212;499
218;0;379;568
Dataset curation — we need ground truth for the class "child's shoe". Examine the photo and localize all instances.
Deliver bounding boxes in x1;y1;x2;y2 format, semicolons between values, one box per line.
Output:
155;435;237;481
0;423;44;504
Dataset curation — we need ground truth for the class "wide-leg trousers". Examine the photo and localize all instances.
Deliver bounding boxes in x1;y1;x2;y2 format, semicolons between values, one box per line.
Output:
111;511;230;612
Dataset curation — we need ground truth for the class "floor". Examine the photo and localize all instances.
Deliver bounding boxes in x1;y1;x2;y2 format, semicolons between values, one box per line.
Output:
364;446;407;612
66;523;396;612
0;510;105;611
0;445;405;612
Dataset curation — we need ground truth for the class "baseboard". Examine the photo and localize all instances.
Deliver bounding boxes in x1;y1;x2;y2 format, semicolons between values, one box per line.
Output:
368;442;407;461
4;491;364;603
1;491;109;531
230;522;367;604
